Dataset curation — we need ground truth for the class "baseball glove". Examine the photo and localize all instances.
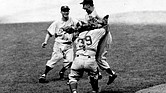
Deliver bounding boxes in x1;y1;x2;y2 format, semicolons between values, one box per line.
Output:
101;15;109;26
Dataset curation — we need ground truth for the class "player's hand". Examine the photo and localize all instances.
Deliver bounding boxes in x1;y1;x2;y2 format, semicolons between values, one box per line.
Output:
41;42;47;48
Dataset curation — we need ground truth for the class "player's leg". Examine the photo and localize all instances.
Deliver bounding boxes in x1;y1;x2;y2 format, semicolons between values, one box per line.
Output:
96;31;117;84
96;67;102;80
97;50;117;83
68;56;83;93
89;74;99;93
107;71;117;85
68;80;78;93
38;65;52;83
95;29;109;80
68;70;81;93
59;48;74;79
39;48;63;83
97;50;117;85
59;61;72;79
85;56;100;93
89;68;100;92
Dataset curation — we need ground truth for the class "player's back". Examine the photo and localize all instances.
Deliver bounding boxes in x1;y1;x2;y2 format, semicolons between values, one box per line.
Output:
75;28;106;56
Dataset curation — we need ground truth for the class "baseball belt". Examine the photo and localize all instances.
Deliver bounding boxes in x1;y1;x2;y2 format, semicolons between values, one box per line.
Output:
62;41;72;44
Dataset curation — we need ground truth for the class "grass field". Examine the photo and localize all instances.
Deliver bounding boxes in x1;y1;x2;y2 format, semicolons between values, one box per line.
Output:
0;22;166;93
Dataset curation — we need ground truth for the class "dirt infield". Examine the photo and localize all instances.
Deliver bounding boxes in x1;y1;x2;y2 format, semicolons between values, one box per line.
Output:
136;84;166;93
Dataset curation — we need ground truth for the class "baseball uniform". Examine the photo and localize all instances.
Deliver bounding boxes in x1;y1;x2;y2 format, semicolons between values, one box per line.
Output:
68;27;106;83
96;27;112;70
46;17;78;68
82;9;113;70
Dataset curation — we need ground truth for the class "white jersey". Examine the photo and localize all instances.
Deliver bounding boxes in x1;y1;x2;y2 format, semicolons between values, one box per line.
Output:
85;9;100;22
89;9;112;46
75;28;106;56
47;17;78;43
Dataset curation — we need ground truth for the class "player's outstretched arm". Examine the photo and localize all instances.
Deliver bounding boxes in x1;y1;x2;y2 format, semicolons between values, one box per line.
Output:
41;33;51;48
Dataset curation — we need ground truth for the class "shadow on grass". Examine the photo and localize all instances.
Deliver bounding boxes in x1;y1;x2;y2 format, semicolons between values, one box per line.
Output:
47;77;69;82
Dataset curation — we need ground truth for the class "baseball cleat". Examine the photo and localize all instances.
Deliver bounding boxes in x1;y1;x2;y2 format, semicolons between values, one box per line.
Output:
39;75;48;83
107;74;117;85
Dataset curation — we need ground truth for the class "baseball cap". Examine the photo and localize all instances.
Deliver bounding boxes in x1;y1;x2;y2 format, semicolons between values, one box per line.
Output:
61;6;70;12
80;0;93;4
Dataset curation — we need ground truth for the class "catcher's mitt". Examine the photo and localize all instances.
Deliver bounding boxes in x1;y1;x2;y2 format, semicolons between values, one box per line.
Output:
101;15;109;26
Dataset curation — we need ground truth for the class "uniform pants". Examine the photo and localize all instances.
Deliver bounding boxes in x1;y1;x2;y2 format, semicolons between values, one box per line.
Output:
69;55;98;83
46;42;74;68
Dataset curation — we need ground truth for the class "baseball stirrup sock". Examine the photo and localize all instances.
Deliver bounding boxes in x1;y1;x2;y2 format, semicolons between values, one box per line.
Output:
68;82;77;93
60;67;66;73
106;68;114;75
89;76;99;92
44;66;53;75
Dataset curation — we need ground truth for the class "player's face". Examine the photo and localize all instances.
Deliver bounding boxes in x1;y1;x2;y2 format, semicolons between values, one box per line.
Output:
61;11;69;18
82;4;91;14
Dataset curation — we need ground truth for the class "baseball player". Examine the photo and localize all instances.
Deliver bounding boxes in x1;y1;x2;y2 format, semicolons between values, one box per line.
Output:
67;1;113;93
68;27;107;93
80;0;117;85
96;25;117;85
39;6;78;83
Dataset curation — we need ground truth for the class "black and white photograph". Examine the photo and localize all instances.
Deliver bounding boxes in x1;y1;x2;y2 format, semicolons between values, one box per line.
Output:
1;0;166;93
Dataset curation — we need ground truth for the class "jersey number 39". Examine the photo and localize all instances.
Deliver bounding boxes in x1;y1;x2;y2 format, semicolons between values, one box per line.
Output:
77;36;92;48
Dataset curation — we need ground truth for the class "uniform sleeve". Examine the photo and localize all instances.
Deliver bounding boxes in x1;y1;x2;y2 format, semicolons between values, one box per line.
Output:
47;21;57;36
72;18;79;27
84;14;89;23
92;9;102;20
